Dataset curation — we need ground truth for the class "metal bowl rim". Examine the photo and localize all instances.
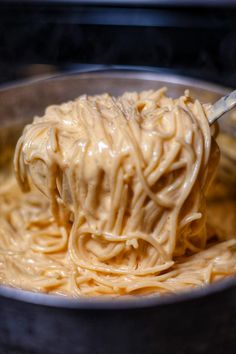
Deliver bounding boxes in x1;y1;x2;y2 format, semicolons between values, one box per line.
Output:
0;65;232;95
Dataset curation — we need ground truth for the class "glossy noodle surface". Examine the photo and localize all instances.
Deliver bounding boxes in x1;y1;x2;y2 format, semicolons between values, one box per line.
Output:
0;89;236;296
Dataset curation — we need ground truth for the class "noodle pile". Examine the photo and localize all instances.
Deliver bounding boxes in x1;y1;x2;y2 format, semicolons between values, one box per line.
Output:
0;88;236;296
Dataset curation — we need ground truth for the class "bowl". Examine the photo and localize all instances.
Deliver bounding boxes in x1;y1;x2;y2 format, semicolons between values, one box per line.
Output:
0;68;236;354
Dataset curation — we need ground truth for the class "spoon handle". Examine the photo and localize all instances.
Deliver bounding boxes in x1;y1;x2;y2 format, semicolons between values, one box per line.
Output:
208;90;236;125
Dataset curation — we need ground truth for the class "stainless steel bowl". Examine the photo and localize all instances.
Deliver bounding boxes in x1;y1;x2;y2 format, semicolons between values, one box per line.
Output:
0;68;235;354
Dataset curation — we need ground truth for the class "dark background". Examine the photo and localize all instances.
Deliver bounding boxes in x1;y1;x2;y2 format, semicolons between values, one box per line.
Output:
1;0;236;87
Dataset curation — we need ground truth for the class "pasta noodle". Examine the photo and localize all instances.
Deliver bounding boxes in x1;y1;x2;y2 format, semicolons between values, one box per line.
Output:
0;88;236;297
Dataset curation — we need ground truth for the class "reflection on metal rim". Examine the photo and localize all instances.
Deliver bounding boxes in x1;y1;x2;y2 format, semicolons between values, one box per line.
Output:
0;275;236;310
0;65;232;95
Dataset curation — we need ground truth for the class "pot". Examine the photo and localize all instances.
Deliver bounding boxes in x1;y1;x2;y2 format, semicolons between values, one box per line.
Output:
0;68;235;354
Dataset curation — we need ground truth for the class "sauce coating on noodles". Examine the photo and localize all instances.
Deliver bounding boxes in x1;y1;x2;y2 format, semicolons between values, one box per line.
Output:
0;89;236;296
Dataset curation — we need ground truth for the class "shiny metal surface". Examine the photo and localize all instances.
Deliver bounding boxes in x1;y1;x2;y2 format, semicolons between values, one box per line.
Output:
209;89;236;125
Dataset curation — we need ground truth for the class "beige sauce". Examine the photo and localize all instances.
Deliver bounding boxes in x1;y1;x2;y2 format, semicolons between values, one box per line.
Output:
0;89;235;296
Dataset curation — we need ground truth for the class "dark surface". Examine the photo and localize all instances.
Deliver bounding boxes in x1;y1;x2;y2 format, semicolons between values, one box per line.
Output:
0;2;236;87
2;0;236;6
0;285;236;354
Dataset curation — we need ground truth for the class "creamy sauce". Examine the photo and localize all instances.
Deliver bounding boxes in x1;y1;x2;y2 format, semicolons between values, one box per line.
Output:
0;89;236;296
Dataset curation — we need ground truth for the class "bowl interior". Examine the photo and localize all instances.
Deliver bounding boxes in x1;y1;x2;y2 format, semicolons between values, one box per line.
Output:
0;69;235;309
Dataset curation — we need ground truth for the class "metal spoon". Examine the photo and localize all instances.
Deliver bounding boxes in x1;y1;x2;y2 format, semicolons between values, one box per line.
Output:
208;89;236;190
208;90;236;125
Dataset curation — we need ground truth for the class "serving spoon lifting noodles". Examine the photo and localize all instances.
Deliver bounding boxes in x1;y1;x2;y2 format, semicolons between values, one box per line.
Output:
208;89;236;125
208;89;236;188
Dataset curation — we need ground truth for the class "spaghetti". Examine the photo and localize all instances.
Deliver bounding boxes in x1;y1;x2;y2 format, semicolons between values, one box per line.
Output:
0;89;236;296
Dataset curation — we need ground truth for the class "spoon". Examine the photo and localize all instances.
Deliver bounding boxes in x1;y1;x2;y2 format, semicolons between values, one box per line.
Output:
208;90;236;125
208;89;236;190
